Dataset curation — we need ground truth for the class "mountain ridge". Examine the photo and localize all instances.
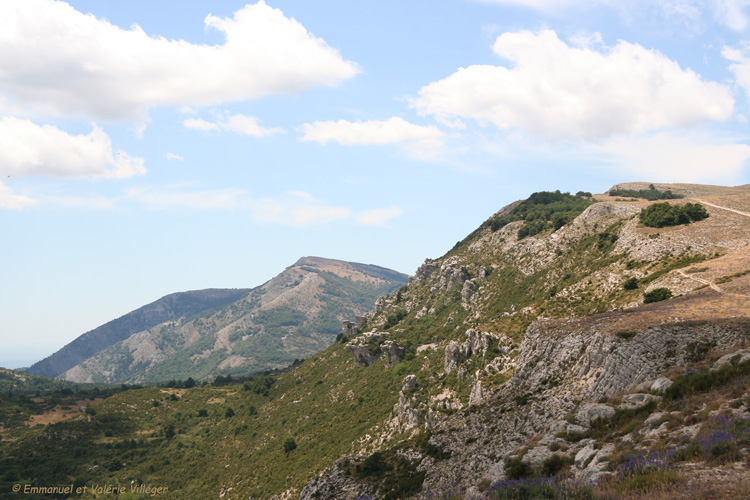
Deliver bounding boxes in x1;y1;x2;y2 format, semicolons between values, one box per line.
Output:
4;184;750;499
55;256;408;384
26;288;252;379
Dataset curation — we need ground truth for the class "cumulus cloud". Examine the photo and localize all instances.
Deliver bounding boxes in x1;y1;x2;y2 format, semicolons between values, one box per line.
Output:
0;182;36;210
184;113;283;137
0;116;145;178
0;0;359;121
413;30;733;141
592;130;750;184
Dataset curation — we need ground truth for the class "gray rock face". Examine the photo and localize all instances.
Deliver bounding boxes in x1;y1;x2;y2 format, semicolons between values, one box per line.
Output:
381;340;405;368
346;331;389;367
418;320;750;492
444;341;462;375
468;372;484;407
461;280;477;307
402;374;418;392
431;256;470;293
342;320;359;337
299;456;377;500
412;259;439;286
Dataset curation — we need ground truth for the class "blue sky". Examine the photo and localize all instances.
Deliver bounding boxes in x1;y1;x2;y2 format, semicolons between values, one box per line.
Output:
2;0;750;368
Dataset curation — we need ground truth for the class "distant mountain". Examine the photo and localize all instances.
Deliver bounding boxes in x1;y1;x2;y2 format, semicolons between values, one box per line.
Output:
55;257;408;384
27;288;252;379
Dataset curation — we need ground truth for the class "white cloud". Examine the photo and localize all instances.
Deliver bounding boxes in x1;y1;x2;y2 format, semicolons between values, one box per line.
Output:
125;185;245;210
43;194;116;210
592;130;750;184
0;0;359;121
0;181;36;210
249;191;403;228
413;30;733;141
724;44;750;100
250;191;351;227
184;113;283;137
356;206;404;227
165;152;185;161
301;117;443;145
0;116;145;178
713;0;750;30
300;117;445;159
475;0;750;30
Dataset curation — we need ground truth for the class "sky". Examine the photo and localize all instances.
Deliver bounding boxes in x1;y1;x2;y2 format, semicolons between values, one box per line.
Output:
1;0;750;368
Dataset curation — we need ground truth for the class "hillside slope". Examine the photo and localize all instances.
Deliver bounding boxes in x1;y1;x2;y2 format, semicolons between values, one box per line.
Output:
59;257;407;384
27;288;252;379
3;184;750;500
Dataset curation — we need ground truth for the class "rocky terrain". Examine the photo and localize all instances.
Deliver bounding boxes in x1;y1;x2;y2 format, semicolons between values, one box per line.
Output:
300;183;750;499
3;183;750;500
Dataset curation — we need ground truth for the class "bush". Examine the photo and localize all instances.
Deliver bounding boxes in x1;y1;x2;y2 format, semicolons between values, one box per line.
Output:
639;202;709;228
623;277;638;290
359;451;388;477
643;288;673;303
505;457;532;480
225;407;235;418
541;454;568;477
283;437;297;454
197;409;208;417
609;185;682;200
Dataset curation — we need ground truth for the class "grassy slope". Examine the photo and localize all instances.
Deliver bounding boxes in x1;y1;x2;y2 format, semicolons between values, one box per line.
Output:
3;187;750;499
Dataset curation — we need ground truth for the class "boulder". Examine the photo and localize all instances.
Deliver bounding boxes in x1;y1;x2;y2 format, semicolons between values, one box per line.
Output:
650;377;673;392
576;403;615;427
617;393;661;410
712;349;750;371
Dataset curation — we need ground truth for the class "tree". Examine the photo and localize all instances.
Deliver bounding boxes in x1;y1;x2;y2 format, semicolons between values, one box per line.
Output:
644;288;673;303
225;407;235;418
283;437;297;453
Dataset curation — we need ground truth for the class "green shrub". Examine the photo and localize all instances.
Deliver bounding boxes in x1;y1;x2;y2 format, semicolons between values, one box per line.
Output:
644;288;672;303
616;331;637;340
505;457;532;479
609;185;682;200
359;451;388;477
623;278;638;290
541;454;568;477
639;202;709;228
283;437;297;454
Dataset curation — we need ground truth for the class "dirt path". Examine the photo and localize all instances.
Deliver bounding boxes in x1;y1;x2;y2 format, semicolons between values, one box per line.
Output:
677;269;723;293
694;199;750;218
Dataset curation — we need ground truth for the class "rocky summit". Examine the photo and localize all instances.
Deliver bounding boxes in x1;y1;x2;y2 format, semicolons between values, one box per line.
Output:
3;183;750;500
